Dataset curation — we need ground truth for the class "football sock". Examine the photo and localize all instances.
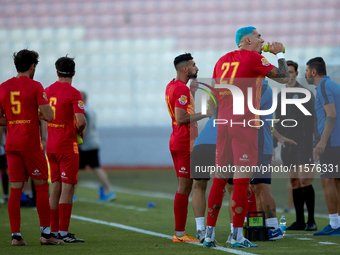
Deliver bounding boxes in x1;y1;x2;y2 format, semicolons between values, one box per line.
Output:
50;209;59;234
206;178;227;227
247;187;257;213
1;172;9;196
302;185;315;224
8;187;22;234
205;226;215;240
195;217;205;231
230;223;233;234
59;231;68;237
232;227;245;242
35;183;51;227
266;217;279;229
232;178;249;228
40;227;51;239
329;213;339;229
59;203;73;232
174;192;189;232
11;233;22;241
292;187;305;224
338;215;340;226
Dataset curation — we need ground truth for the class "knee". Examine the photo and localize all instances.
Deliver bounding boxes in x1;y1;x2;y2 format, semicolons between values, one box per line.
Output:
193;180;207;191
178;183;192;195
300;178;311;187
290;178;301;189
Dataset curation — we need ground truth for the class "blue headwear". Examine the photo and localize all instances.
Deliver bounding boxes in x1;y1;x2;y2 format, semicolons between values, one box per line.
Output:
235;26;256;47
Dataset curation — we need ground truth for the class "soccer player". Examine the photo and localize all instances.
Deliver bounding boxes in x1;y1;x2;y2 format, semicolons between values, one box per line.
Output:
251;79;296;240
305;57;340;236
165;53;210;242
274;60;318;231
46;56;86;243
0;49;62;246
203;26;289;248
78;91;115;202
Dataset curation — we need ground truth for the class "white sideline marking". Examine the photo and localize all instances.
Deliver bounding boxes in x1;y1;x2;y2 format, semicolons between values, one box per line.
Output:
77;198;148;211
285;234;313;236
318;242;337;245
71;214;258;255
296;238;314;240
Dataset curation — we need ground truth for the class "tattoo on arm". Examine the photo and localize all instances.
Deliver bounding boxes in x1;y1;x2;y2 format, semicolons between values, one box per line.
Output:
266;59;289;84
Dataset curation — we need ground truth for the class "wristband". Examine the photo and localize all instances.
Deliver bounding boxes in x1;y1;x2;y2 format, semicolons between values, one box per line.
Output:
276;52;285;60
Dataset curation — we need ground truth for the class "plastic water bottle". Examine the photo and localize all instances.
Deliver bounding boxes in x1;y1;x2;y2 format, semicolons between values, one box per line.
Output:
279;215;286;236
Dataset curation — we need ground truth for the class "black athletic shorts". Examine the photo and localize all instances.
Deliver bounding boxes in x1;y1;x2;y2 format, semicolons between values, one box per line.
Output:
320;142;340;179
0;154;7;169
79;149;100;169
281;137;313;167
190;144;215;180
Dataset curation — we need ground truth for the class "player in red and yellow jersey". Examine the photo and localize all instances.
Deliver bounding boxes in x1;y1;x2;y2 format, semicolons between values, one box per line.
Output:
45;56;86;243
165;53;210;242
0;49;62;246
203;27;289;248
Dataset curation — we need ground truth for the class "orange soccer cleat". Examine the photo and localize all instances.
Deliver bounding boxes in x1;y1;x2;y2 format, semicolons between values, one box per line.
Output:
172;233;199;242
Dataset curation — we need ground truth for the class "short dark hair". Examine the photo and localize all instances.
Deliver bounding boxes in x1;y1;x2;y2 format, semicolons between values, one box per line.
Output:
287;60;298;72
173;53;193;70
13;49;39;73
306;57;327;76
55;56;75;78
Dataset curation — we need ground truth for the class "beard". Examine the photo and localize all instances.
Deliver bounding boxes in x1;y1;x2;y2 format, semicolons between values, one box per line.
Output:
305;77;314;85
188;71;198;79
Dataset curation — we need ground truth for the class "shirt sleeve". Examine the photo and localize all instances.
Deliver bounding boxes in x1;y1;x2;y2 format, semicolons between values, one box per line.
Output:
250;51;275;76
174;86;190;110
36;82;49;106
71;90;85;114
319;80;334;106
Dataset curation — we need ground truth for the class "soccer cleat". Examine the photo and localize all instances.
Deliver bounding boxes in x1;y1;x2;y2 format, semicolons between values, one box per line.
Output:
58;233;84;243
305;223;317;231
226;233;232;243
203;237;216;248
11;238;28;246
196;229;206;243
268;228;283;240
172;233;199;242
313;225;340;236
40;236;64;245
231;238;258;248
286;222;306;230
100;191;116;202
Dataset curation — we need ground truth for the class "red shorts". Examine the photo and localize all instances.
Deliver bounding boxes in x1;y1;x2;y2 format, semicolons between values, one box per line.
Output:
7;150;48;182
216;126;258;167
170;150;191;178
47;153;79;184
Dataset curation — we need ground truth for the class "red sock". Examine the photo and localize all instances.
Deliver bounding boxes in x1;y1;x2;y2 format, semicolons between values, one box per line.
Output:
8;187;23;233
246;187;257;213
59;203;73;232
35;182;51;227
206;178;227;227
232;178;249;227
50;209;59;233
174;192;189;232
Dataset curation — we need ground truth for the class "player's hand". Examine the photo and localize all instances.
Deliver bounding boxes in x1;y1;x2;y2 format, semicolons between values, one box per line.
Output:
314;140;326;157
313;148;319;162
205;108;213;118
278;136;297;148
190;79;199;95
268;41;284;55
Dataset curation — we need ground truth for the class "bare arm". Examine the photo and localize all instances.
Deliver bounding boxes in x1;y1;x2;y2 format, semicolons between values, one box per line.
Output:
273;128;297;148
314;103;337;157
266;59;289;84
38;104;54;122
0;109;6;126
265;42;289;84
174;107;209;125
75;113;86;136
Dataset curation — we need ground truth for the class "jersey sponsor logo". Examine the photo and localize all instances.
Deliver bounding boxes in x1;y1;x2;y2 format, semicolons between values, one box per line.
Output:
32;169;42;176
61;172;68;179
178;95;187;105
179;166;186;173
43;92;48;101
240;154;250;162
261;57;270;66
78;100;85;110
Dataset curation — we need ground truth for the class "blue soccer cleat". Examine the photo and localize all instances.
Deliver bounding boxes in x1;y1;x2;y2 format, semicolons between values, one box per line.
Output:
268;228;283;240
313;225;340;236
231;238;258;248
203;237;216;248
